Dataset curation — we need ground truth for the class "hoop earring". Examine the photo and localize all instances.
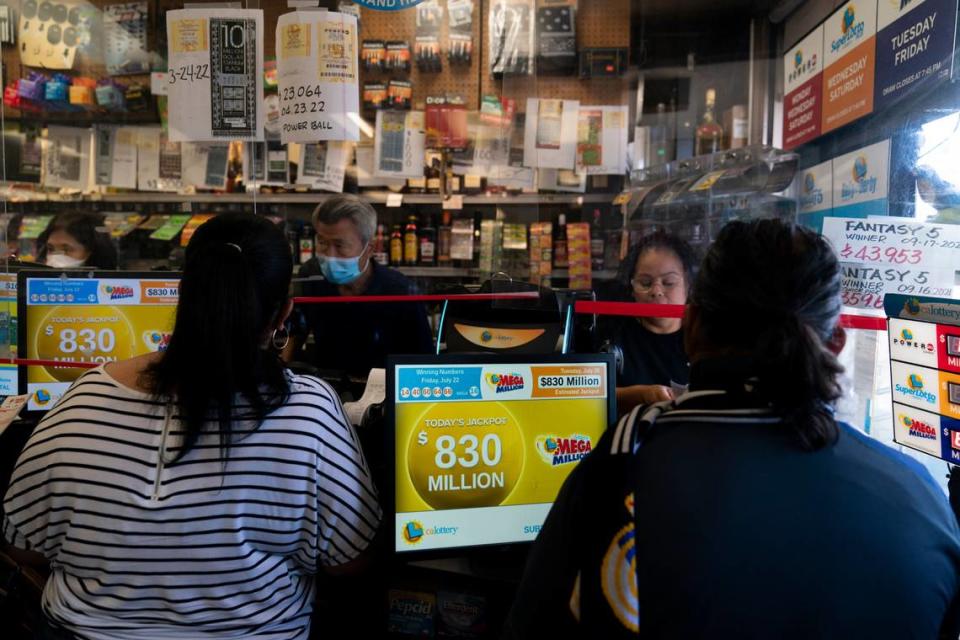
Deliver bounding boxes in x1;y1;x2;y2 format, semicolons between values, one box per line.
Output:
271;325;290;351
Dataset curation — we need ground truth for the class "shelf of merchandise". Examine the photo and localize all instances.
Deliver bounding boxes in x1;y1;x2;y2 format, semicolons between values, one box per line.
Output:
0;186;619;207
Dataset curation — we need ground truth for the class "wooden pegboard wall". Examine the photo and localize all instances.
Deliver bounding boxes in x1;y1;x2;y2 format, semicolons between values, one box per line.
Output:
481;0;631;109
359;1;481;110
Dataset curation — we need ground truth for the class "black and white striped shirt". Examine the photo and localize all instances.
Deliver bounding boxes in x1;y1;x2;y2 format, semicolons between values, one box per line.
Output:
3;367;381;640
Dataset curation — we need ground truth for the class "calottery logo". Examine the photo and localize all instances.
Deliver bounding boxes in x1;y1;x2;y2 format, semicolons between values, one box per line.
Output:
402;520;424;544
800;172;824;207
831;4;865;52
32;388;52;406
102;284;134;300
402;520;458;545
535;434;594;466
901;414;936;440
896;373;937;404
904;298;922;316
901;328;914;341
486;372;524;394
795;50;803;68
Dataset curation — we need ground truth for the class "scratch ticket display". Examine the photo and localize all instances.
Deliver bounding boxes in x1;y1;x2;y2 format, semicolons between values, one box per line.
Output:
277;10;359;143
166;8;264;142
375;110;426;178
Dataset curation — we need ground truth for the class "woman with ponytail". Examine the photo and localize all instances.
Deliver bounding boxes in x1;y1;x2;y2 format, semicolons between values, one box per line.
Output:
508;219;960;639
3;213;381;639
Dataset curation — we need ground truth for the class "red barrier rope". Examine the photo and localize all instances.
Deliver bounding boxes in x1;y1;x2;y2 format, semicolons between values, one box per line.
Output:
573;301;889;331
292;292;540;304
0;358;99;369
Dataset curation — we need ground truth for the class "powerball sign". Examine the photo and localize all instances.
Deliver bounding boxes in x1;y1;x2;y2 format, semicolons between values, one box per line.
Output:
394;362;608;552
25;278;179;411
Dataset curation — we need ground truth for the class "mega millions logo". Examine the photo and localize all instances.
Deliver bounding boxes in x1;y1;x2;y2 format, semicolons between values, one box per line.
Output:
102;284;134;301
896;373;937;404
831;4;865;51
535;434;594;466
142;330;172;352
901;414;936;440
486;372;524;394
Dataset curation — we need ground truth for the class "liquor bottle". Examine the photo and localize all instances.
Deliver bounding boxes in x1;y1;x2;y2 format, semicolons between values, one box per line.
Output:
553;213;569;269
299;231;315;265
695;88;724;156
590;209;605;271
651;102;672;165
404;215;419;265
426;163;442;194
389;224;404;265
438;210;453;264
463;174;484;195
473;211;483;266
372;223;389;265
419;215;437;266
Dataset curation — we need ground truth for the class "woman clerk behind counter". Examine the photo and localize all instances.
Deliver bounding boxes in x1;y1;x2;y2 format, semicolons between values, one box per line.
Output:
608;232;696;412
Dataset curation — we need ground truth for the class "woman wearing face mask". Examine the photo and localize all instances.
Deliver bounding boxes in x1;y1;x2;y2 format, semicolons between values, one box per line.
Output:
36;212;118;270
605;232;697;413
288;195;433;377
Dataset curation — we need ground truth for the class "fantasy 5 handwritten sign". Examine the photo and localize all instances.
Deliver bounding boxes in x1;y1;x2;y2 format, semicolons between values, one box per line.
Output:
886;294;960;463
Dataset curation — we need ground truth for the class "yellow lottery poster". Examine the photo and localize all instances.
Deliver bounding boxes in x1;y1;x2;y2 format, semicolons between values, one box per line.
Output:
393;360;611;552
22;275;178;411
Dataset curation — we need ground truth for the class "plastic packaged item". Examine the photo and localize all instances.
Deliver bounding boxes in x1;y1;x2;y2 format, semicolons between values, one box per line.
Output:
447;0;474;66
489;0;534;75
17;72;46;101
388;80;413;110
363;82;388;111
385;41;411;73
95;81;126;110
415;0;443;72
362;40;386;72
536;0;577;75
44;73;70;103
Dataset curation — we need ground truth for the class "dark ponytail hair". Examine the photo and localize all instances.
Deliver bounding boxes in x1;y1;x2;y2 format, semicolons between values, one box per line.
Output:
37;211;118;269
145;213;293;464
690;219;843;450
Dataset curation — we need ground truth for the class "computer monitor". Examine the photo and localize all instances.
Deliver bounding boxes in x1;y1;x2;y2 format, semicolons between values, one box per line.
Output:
18;271;180;412
388;353;616;554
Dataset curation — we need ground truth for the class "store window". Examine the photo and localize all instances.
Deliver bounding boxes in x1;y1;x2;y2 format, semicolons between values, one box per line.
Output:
2;0;960;635
0;2;957;490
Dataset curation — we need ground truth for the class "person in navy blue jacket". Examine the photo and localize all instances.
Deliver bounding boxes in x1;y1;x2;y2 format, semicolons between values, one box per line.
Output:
506;219;960;639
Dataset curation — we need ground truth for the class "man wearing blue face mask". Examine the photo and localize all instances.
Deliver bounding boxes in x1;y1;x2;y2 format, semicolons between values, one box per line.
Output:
290;194;434;378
